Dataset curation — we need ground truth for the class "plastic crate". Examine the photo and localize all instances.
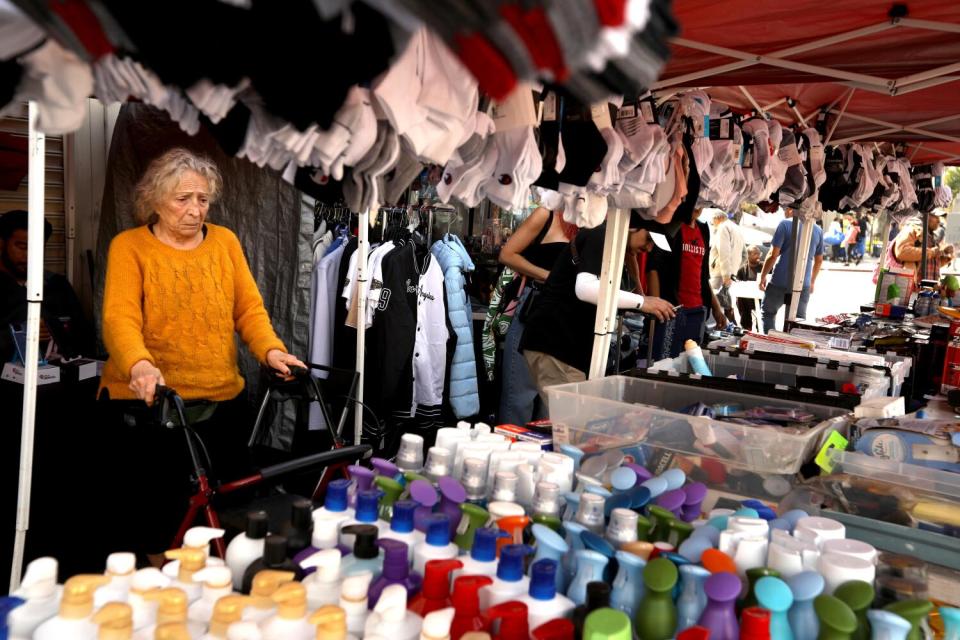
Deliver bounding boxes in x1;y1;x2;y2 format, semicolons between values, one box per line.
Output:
546;375;850;476
646;347;890;401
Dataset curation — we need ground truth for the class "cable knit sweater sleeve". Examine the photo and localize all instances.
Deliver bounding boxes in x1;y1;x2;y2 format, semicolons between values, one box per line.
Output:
224;229;286;362
102;231;155;377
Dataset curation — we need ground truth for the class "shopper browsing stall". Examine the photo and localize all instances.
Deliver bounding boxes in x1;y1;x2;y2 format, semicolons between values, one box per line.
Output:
758;208;824;333
735;246;763;331
708;209;745;324
890;209;954;287
99;148;305;562
520;213;675;404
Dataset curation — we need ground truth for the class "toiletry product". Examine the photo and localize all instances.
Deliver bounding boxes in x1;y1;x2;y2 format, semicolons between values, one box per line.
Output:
375;476;405;522
941;606;960;640
582;608;632;640
410;559;463;617
413;514;459;576
684;340;712;375
380;500;425;559
787;571;824;640
454;528;503;581
339;524;384;580
567;551;608;607
300;549;343;609
676;564;710;632
339;572;374;635
309;605;354;640
419;607;455;640
313;479;355;531
188;566;235;626
518;560;575;633
575;493;605;534
866;610;911;640
0;596;23;640
479;544;532;610
813;595;857;640
200;595;252;639
347;465;374;510
739;607;771;640
260;583;313;640
8;557;61;638
32;575;109;640
226;511;269;591
424;447;454;484
492;471;518;503
461;458;488;507
450;576;493;639
635;558;679;640
126;568;171;632
364;584;423;640
96;552;137;607
164;548;207;603
437;478;468;540
339;490;386;548
496;515;530;547
571;582;610;639
243;571;295;623
532;482;561;520
284;499;315;557
453;503;491;552
398;434;425;473
92;602;132;640
163;528;227;579
562;522;588;585
739;567;781;613
137;588;204;640
530;524;569;593
753;577;793;640
696;571;740;640
606;508;639;547
883;600;932;640
240;535;302;594
834;581;874;640
817;554;876;595
368;539;423;607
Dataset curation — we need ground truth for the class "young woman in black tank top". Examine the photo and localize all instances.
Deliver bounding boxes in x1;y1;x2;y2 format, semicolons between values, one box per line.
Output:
499;207;574;282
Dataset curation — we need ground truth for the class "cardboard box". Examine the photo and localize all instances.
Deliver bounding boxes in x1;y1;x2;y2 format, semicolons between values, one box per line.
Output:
1;362;62;385
493;423;553;450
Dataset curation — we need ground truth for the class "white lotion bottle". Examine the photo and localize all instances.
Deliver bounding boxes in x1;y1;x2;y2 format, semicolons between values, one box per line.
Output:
412;514;459;577
127;568;172;632
7;557;62;638
33;574;109;640
95;552;137;607
225;511;268;591
339;572;374;636
300;549;343;609
260;582;313;640
363;584;423;640
164;527;226;579
188;566;235;626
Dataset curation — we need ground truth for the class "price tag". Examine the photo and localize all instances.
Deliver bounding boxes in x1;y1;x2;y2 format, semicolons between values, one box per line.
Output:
491;84;538;132
814;430;849;473
591;102;613;130
618;104;637;119
543;92;558;122
640;100;656;124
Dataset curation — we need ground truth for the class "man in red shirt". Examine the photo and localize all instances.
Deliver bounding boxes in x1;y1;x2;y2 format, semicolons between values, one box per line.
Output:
647;209;729;334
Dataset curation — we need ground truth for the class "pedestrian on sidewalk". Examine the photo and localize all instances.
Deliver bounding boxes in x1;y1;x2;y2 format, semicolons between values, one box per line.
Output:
759;208;824;333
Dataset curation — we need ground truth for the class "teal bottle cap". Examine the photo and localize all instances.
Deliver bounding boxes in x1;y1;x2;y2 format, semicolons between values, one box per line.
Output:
754;576;793;613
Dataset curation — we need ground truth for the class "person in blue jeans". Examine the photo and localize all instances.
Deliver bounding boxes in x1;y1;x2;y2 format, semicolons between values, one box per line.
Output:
758;209;824;333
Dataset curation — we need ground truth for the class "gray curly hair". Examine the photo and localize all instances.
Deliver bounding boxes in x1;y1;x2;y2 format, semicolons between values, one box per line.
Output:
133;148;222;225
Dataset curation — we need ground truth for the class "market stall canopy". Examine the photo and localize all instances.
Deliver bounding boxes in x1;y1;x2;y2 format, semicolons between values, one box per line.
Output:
657;2;960;165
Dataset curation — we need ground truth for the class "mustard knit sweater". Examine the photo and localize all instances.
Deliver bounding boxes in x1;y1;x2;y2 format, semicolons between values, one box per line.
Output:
100;223;286;401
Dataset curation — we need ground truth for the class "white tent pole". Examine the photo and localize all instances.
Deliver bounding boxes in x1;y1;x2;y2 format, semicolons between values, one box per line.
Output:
787;217;815;323
893;61;960;88
587;207;629;380
353;209;369;446
738;86;766;116
896;17;960;35
10;101;45;592
824;89;855;144
892;75;960;96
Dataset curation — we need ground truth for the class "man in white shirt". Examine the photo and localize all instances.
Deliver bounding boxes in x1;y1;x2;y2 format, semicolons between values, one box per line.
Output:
708;210;745;322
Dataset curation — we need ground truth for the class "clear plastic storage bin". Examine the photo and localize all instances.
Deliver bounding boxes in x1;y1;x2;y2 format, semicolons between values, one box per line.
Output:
546;375;850;476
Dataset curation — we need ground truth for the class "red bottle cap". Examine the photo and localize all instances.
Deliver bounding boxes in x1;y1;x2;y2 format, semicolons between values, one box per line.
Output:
740;607;771;640
409;558;464;617
701;549;738;575
531;618;575;640
650;542;675;560
677;627;710;640
450;575;493;639
487;601;528;640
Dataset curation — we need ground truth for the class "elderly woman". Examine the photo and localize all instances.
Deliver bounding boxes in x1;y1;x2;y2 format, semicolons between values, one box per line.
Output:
100;147;304;560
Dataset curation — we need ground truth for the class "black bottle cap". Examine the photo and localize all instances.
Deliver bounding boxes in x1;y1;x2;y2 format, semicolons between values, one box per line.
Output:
291;499;313;531
341;524;379;559
246;511;269;540
586;581;611;610
263;535;288;565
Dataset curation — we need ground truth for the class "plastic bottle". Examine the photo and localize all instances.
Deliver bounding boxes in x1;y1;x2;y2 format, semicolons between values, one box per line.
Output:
695;571;739;640
532;482;561;520
155;622;194;640
567;550;609;607
33;574;108;640
572;582;611;639
867;610;912;640
478;544;532;611
606;509;639;547
242;570;295;624
561;522;587;586
225;621;262;639
284;499;315;558
92;602;133;640
582;608;632;640
163;548;207;603
813;595;857;640
437;478;468;540
495;515;530;547
491;471;518;503
883;600;932;640
683;340;712;375
450;576;493;639
339;572;374;636
456;527;506;581
419;608;455;640
424;447;454;484
410;559;464;617
515;464;537;509
375;476;406;522
634;557;679;640
312;479;355;532
95;552;137;607
379;500;425;560
339;490;386;549
300;549;343;609
259;582;313;640
530;524;569;593
7;557;61;638
136;588;204;640
339;524;385;580
461;458;488;508
309;605;356;640
518;560;575;632
486;601;528;640
346;465;374;509
0;597;24;640
675;563;709;631
754;577;794;640
834;580;874;640
188;566;235;626
368;539;423;607
740;607;772;640
364;584;423;640
413;514;459;577
787;571;824;640
199;595;253;639
163;528;227;579
124;568;172;632
397;433;426;473
240;535;303;594
294;518;344;576
453;503;492;553
575;493;605;534
226;511;269;591
941;606;960;640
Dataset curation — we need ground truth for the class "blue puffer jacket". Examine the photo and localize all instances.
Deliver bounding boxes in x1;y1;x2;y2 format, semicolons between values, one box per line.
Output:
431;235;480;418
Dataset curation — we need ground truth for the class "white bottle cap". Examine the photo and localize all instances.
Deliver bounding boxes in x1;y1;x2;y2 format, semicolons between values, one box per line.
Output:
193;566;232;588
421;607;455;640
473;423;492;436
301;548;342;581
397;434;425;472
575;493;606;531
766;540;805;578
821;539;877;565
532;481;560;517
487;501;525;521
733;537;769;575
311;517;341;550
515;464;537;507
106;553;136;577
492;471;518;502
727;517;770;538
226;621;263;640
374;584;408;617
462;458;488;499
17;557;59;598
340;572;373;603
456;421;472;431
424;447;453;482
818;552;876;595
435;429;468;460
511;441;543;453
184;526;226;549
130;568;171;593
794;517;845;548
476;433;505;445
607;508;639;544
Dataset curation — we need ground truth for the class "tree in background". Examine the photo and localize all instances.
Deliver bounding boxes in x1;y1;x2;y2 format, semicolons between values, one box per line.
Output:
947;167;960;210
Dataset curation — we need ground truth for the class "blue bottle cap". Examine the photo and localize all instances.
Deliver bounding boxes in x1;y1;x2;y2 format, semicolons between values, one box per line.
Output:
425;513;451;546
678;535;713;563
584;485;613;498
660;551;691;566
733;507;760;519
641;476;668;499
497;544;533;582
629;485;652;510
768;518;792;534
690;524;721;546
580;530;616;559
325;479;351;512
471;527;508;562
610;467;637;492
660;468;686;491
391;500;417;534
781;509;809;531
355;489;383;523
605;492;632;515
531;524;568;557
741;499;766;511
528;559;559;600
564;522;587;551
787;571;825;602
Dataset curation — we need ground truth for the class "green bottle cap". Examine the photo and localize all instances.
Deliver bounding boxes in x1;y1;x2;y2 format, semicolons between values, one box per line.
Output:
453;503;491;550
834;581;874;612
375;476;404;503
636;515;652;542
403;471;429;484
647;506;675;543
583;608;632;640
643;557;678;593
532;514;564;533
666;519;694;547
815;595;857;635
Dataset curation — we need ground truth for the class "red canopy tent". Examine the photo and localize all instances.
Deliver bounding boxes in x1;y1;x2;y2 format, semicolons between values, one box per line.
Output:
655;1;960;164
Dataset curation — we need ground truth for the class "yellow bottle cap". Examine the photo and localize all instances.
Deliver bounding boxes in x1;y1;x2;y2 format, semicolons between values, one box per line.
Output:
209;595;253;637
61;575;111;619
271;582;308;620
164;548;206;583
250;570;296;610
143;588;188;626
309;605;347;640
154;622;192;640
93;602;132;640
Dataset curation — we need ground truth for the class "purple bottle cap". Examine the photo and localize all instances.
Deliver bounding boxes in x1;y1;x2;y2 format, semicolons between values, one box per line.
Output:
378;539;411;579
624;462;653;482
657;489;686;514
409;480;438;507
349;465;375;490
371;457;399;478
704;572;741;603
683;483;708;506
438;477;466;504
